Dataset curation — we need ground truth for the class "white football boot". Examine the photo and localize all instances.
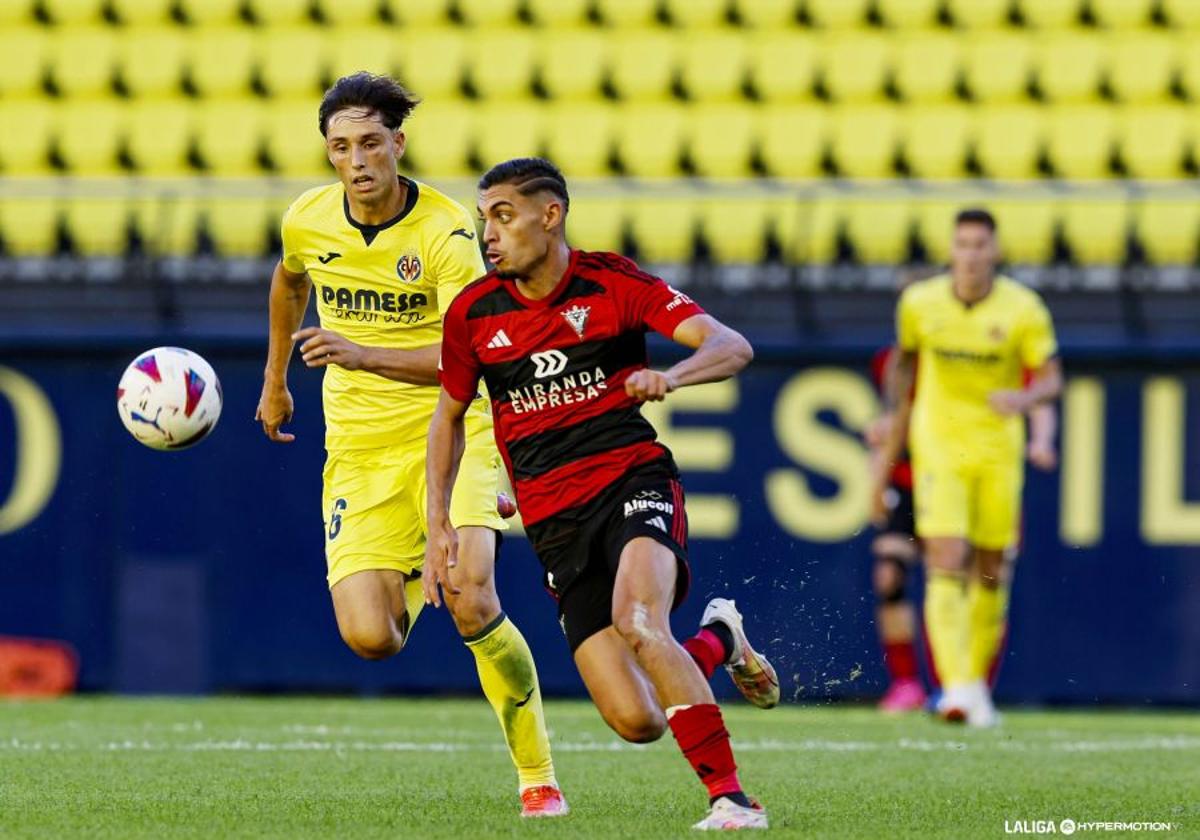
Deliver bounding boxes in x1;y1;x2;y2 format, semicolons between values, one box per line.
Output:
700;598;780;709
965;680;1001;729
693;796;769;831
936;683;971;723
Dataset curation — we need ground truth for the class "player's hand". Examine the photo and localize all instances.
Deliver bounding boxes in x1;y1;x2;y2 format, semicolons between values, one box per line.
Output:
423;517;462;608
1028;439;1058;471
988;389;1029;416
255;381;295;443
293;327;367;371
625;369;676;402
864;413;893;448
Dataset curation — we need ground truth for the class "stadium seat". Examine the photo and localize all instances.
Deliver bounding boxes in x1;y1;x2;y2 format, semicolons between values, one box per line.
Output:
132;194;200;255
806;0;869;27
735;0;798;26
876;0;940;27
989;196;1057;264
526;0;591;26
697;195;775;264
55;100;126;175
1034;32;1105;102
565;194;625;253
686;104;756;178
1061;198;1130;265
535;29;609;99
256;26;327;98
758;105;829;178
1017;0;1081;26
327;28;397;80
41;0;105;24
382;0;451;25
1046;106;1116;179
1090;0;1153;27
313;0;380;25
264;99;328;176
472;102;548;171
1118;106;1187;179
829;106;900;178
0;197;60;257
47;27;117;97
1135;197;1200;264
465;29;537;100
845;197;912;264
543;103;616;177
1176;38;1200;102
0;100;54;175
1161;0;1200;26
201;196;273;258
116;27;185;97
185;28;256;97
665;0;728;26
963;32;1035;102
679;31;748;102
613;104;685;176
900;106;971;179
125;99;193;175
64;195;131;257
402;102;473;176
194;100;264;175
455;0;523;26
945;0;1010;27
109;0;174;24
0;0;33;24
1108;34;1177;103
608;32;678;100
246;0;311;24
790;192;839;264
748;32;818;101
821;34;892;102
593;0;660;27
893;33;963;103
394;28;468;100
973;105;1045;179
176;0;242;24
627;196;698;263
0;26;48;98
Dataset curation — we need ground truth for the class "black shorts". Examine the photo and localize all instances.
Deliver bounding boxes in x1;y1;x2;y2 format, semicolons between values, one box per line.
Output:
524;460;691;653
881;484;916;538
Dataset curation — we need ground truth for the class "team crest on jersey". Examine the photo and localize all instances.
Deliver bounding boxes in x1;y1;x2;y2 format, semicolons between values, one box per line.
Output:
396;252;423;283
561;305;590;339
989;324;1006;342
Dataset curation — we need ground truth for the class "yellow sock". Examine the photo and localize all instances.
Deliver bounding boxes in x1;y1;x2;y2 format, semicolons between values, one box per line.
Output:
924;572;970;688
967;579;1009;682
464;613;556;791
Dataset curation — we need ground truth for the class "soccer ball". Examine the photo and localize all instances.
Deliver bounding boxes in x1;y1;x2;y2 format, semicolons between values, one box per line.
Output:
116;347;222;450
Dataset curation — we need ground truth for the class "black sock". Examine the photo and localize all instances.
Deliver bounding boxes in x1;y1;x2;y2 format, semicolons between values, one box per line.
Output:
711;791;754;808
702;621;736;665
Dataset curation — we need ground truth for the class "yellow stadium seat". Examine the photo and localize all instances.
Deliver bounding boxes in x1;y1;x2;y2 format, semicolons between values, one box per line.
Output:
990;196;1057;264
64;195;131;257
893;32;962;103
614;104;685;176
394;28;468;100
608;32;678;101
473;102;547;172
544;103;616;177
42;0;105;23
666;0;728;26
973;105;1045;179
748;32;818;101
686;104;755;178
264;99;327;176
194;100;264;175
257;26;326;98
900;106;971;179
327;28;396;80
132;195;199;255
465;30;537;99
1117;106;1187;179
876;0;940;27
679;31;748;102
594;0;660;26
116;27;185;97
403;102;472;176
246;0;311;24
1090;0;1153;26
758;105;828;178
1018;0;1081;26
914;195;976;264
791;192;839;264
963;32;1035;102
698;195;775;264
821;34;892;102
736;0;798;26
109;0;174;24
0;100;54;174
176;0;241;24
1047;106;1116;179
1162;0;1200;26
0;0;33;24
526;0;591;26
627;196;698;263
456;0;523;25
1109;34;1177;104
1135;197;1200;264
830;106;900;178
185;28;255;97
1034;33;1104;102
946;0;1009;27
201;196;273;258
536;29;608;99
383;0;451;25
806;0;869;27
47;27;117;97
0;26;48;98
314;0;380;25
565;194;625;253
845;197;912;264
0;197;60;257
125;99;193;175
1061;198;1129;265
56;100;126;175
1181;38;1200;102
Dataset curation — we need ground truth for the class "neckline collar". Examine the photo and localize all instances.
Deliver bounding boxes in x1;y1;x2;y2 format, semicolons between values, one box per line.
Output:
343;175;419;246
505;249;581;309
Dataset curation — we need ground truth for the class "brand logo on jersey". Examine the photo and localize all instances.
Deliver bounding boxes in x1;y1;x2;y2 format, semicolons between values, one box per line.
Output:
624;497;675;518
646;516;668;532
449;227;476;240
318;251;342;264
561;305;590;339
487;329;513;349
396;253;423;283
665;285;693;312
321;285;429;324
509;366;608;415
531;349;569;378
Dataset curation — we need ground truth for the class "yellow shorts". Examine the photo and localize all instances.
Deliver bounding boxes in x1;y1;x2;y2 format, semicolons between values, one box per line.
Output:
321;420;506;589
911;455;1024;550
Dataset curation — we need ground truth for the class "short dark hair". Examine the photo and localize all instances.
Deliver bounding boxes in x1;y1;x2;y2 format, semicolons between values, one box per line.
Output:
478;157;570;213
318;72;420;136
955;207;997;232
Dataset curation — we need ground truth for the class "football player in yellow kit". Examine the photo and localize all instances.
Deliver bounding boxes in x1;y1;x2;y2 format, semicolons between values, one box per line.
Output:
254;73;565;817
874;208;1062;727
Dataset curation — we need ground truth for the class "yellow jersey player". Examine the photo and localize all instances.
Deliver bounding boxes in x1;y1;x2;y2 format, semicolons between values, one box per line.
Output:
874;208;1063;727
253;73;565;817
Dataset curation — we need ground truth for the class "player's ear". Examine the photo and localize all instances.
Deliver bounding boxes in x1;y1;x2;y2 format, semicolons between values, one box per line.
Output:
543;199;564;233
393;129;407;160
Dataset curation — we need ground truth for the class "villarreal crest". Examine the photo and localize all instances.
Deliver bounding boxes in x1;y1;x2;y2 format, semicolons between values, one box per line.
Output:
396;253;423;283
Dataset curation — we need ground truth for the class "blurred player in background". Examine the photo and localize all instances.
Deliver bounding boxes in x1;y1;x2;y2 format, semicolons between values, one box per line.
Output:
873;208;1062;727
426;158;777;831
253;74;564;817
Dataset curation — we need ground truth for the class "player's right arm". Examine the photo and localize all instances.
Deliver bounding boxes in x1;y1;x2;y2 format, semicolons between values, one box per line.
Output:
256;259;312;443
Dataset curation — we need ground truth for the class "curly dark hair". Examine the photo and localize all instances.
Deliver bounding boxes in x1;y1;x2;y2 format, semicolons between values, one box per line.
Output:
318;72;420;136
478;157;570;213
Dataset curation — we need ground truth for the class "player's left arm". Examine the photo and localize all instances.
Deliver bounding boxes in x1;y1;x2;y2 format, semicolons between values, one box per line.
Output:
1027;400;1059;471
291;328;441;385
989;295;1063;416
625;314;753;401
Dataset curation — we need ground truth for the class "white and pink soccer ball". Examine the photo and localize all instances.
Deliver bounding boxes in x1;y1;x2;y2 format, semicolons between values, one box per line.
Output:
116;347;222;450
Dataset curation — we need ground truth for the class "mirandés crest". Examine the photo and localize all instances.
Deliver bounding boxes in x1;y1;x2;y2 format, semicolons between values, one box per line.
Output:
561;304;590;339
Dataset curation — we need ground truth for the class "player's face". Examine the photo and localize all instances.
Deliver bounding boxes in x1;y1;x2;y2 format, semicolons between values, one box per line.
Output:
477;184;559;279
950;222;999;282
324;108;406;205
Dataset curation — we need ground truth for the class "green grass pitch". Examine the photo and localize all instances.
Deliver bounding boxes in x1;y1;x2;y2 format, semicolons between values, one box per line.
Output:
2;697;1198;838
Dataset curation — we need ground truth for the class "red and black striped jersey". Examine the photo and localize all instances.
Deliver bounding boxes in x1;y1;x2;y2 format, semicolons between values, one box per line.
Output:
439;249;705;526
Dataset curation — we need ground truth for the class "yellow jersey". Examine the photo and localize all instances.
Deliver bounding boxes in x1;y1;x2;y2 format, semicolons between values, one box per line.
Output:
281;176;488;450
897;274;1058;465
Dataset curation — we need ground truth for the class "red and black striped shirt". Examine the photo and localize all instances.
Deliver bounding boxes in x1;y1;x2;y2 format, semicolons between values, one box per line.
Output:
439;249;705;526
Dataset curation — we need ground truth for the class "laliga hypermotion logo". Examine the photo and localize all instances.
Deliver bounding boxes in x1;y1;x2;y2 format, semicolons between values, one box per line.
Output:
396;253;422;283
